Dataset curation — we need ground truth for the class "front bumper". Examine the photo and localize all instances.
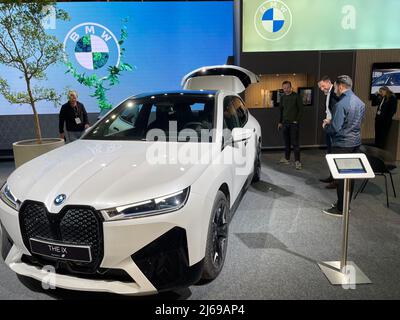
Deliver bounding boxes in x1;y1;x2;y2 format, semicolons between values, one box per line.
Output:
0;191;211;295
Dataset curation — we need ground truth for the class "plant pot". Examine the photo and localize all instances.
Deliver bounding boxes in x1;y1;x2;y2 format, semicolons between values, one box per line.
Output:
12;138;65;168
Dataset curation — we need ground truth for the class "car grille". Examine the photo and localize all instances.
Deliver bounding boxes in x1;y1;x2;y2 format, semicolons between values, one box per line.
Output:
19;201;104;274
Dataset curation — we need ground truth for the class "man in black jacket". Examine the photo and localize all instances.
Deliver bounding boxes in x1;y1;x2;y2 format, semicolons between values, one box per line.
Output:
318;76;339;188
59;90;90;142
277;81;303;170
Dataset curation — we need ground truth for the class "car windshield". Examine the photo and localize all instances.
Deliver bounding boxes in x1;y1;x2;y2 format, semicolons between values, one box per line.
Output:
83;93;216;142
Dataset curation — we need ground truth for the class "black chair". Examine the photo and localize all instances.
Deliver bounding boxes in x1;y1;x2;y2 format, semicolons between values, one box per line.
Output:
354;145;397;208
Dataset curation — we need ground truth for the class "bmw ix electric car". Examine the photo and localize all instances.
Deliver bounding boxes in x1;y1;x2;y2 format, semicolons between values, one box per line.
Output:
0;65;262;295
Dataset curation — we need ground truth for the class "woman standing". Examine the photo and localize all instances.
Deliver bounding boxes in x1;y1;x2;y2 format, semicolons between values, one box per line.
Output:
372;86;398;149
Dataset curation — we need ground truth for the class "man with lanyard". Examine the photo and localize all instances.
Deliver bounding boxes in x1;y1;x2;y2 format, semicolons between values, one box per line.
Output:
318;76;339;189
59;90;90;142
322;75;365;216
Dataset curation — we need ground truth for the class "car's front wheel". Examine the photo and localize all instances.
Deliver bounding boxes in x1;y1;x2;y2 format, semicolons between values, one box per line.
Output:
201;191;229;281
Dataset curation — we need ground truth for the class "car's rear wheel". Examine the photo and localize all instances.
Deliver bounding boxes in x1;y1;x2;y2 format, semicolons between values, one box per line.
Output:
201;191;229;281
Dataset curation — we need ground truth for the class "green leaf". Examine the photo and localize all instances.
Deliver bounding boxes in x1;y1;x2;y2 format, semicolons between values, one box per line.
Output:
120;62;133;71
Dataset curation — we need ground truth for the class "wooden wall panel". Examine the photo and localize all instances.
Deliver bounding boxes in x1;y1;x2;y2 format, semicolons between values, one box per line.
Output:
244;73;311;108
354;49;400;139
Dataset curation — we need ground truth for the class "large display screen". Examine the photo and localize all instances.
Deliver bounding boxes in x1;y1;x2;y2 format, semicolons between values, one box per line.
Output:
243;0;400;52
0;1;233;115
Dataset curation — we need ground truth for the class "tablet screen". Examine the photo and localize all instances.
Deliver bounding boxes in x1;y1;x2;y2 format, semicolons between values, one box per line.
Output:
334;158;366;174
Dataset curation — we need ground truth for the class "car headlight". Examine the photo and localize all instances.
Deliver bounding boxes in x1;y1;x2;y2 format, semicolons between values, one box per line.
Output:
101;187;190;221
0;183;20;211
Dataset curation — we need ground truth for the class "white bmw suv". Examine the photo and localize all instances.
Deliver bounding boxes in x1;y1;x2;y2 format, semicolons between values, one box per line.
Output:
0;66;261;295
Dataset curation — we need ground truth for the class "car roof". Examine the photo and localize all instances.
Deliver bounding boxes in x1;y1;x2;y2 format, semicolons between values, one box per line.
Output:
131;90;218;99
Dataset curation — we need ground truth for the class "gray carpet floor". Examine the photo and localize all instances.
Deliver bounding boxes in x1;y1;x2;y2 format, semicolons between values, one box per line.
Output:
0;149;399;300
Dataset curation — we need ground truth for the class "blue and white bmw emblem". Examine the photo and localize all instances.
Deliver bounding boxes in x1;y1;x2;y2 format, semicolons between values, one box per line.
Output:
63;22;121;77
54;194;67;206
254;0;292;41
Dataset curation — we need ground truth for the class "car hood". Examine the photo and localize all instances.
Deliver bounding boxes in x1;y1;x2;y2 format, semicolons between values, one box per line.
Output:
8;140;215;213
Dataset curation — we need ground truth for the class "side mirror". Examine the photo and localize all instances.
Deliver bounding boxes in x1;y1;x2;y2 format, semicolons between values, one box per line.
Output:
231;128;252;143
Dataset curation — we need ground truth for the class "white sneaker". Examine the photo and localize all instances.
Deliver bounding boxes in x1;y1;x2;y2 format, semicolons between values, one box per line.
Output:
279;157;290;164
295;161;302;170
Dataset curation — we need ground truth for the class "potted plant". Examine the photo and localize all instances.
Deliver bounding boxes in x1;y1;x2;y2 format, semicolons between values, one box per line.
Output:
0;0;69;167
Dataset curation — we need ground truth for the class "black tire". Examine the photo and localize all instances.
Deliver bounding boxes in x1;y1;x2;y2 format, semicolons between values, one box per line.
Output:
201;191;229;281
252;143;261;183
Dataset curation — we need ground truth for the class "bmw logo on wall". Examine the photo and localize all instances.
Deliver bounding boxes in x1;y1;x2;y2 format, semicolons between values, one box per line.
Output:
63;22;120;76
54;194;67;206
254;0;292;41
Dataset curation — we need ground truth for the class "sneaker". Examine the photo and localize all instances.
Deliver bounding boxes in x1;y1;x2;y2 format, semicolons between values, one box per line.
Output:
279;157;290;164
295;161;302;170
323;207;343;217
330;203;351;212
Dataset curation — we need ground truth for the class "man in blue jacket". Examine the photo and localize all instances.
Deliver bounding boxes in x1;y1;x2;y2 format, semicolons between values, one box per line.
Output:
322;75;365;216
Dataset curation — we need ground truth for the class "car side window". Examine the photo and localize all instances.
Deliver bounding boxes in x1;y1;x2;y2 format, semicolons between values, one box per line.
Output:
223;96;240;130
232;97;248;127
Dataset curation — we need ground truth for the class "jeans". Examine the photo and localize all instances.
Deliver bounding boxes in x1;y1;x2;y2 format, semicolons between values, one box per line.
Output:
325;132;333;179
332;146;360;211
283;122;300;162
325;132;332;154
66;130;83;143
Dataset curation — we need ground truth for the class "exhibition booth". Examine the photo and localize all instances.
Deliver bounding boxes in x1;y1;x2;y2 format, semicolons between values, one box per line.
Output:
0;0;399;301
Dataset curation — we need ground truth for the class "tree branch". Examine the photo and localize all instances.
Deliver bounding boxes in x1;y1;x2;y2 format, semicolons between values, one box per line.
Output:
5;14;28;78
0;33;17;64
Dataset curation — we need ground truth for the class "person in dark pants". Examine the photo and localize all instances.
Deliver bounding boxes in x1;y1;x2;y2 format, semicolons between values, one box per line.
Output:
318;76;339;188
371;86;397;149
59;90;90;143
322;75;365;216
277;81;303;170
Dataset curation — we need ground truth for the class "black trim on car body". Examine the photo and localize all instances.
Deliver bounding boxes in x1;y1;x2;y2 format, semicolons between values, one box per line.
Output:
131;226;203;291
1;221;13;261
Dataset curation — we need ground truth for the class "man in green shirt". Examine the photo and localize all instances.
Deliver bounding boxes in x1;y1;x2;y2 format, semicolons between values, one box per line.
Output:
277;81;303;170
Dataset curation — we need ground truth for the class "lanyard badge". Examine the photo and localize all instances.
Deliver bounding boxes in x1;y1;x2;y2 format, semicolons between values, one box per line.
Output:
72;105;82;124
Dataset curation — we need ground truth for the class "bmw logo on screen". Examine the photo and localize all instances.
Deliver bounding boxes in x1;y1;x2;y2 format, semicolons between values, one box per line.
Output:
54;194;67;206
254;0;292;41
63;23;120;76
